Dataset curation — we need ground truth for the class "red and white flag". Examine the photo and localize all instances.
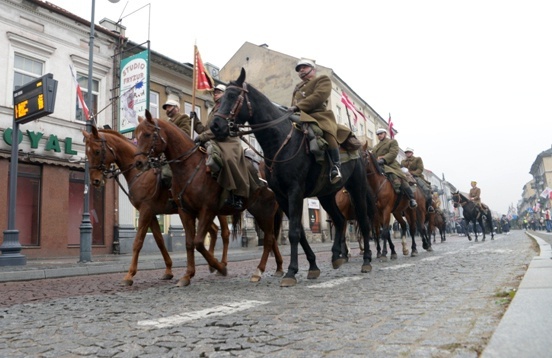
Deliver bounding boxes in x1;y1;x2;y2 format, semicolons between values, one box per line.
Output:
194;45;214;91
388;113;394;139
69;64;89;121
340;91;366;124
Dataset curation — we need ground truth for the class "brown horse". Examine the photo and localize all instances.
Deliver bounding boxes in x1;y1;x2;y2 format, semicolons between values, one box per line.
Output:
334;189;364;257
134;111;284;286
362;146;433;257
432;210;447;243
83;126;230;285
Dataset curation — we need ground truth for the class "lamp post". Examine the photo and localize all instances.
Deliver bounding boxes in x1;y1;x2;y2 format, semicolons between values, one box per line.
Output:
80;0;119;263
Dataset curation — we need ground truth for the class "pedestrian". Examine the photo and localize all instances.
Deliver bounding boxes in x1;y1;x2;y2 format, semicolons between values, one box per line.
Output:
544;207;551;232
371;127;417;208
290;58;343;184
195;84;254;209
401;147;434;212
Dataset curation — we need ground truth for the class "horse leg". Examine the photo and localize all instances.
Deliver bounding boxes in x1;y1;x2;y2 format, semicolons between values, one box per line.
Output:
473;221;479;242
193;217;227;277
298;226;321;279
320;195;348;270
122;219;148;286
340;224;350;262
149;218;174;280
207;222;219;273
380;227;390;261
218;216;231;270
386;227;397;260
280;197;308;287
177;214;198;287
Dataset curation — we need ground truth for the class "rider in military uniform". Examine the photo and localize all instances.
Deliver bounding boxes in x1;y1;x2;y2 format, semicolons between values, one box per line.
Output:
372;128;417;208
400;147;434;213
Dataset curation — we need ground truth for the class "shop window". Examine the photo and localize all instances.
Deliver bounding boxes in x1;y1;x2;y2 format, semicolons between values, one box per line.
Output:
150;91;159;118
12;164;42;246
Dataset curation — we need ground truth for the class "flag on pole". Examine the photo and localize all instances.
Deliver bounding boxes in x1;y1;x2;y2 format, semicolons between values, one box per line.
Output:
69;64;89;121
540;187;552;199
340;91;366;124
194;45;214;91
388;113;394;139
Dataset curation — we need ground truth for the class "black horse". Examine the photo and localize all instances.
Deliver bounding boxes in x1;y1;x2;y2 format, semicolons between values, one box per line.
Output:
451;191;494;242
211;68;377;287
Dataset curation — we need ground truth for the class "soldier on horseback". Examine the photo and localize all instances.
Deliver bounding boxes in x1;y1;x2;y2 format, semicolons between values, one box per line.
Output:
469;180;489;212
401;147;435;213
372;128;417;208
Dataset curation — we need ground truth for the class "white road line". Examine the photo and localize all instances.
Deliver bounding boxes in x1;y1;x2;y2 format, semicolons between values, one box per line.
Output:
137;300;269;329
420;256;442;262
308;276;363;289
379;263;415;270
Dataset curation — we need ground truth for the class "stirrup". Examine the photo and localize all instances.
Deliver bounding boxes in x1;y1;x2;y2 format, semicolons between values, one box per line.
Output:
330;166;342;184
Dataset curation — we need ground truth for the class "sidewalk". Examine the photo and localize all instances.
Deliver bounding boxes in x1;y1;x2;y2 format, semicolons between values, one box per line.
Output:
482;230;552;357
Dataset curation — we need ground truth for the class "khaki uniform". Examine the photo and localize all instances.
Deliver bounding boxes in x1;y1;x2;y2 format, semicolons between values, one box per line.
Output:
469;186;481;204
167;112;205;137
197;101;255;199
292;75;351;144
371;137;406;180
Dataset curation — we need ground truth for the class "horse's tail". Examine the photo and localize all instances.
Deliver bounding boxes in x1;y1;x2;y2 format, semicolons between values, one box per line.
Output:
231;213;242;240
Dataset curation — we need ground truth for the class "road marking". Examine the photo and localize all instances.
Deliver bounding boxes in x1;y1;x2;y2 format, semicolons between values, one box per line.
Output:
308;276;363;288
137;300;269;329
420;256;442;262
379;263;415;270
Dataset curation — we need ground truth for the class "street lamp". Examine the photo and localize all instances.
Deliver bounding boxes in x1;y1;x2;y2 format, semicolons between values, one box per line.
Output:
80;0;119;263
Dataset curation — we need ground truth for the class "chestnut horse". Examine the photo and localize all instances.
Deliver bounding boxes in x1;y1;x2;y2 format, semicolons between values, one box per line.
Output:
432;210;447;243
210;68;377;287
134;111;285;286
83;126;230;285
334;189;364;257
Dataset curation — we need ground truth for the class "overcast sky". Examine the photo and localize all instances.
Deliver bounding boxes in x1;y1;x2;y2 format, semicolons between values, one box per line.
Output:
51;0;552;215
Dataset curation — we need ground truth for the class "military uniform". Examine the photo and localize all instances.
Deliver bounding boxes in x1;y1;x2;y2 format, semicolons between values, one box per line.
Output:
401;154;434;212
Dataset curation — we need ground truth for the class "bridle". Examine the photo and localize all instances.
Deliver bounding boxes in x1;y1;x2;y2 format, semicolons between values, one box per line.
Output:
452;192;468;208
214;82;306;171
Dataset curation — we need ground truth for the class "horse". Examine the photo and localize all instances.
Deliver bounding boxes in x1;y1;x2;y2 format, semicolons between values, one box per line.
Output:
361;148;418;257
450;190;494;242
432;210;447;243
334;189;364;257
134;110;285;286
82;126;230;285
210;68;377;287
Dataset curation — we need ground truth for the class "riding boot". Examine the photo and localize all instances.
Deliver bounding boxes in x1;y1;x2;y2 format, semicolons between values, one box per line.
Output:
225;192;244;210
328;148;342;184
401;182;417;208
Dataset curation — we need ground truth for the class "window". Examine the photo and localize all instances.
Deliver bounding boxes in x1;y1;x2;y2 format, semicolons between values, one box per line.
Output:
76;74;99;121
149;91;159;118
12;164;42;246
14;53;43;90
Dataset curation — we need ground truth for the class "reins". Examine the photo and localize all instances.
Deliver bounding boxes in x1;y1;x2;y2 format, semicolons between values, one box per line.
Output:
214;82;308;171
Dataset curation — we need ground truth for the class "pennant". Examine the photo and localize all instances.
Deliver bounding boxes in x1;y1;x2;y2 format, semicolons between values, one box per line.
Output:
69;64;89;121
388;113;394;139
194;46;214;91
540;187;552;199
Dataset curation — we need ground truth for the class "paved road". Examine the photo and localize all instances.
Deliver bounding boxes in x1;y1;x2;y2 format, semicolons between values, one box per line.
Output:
0;231;535;357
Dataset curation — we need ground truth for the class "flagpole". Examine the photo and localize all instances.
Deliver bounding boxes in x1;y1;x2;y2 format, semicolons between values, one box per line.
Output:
190;45;198;138
344;106;353;130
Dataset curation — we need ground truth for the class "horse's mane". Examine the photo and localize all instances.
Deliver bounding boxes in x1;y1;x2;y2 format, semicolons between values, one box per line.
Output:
99;128;136;145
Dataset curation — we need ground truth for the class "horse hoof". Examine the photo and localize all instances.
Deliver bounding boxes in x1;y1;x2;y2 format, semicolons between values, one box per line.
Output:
376;252;382;258
121;279;133;286
209;266;216;273
280;277;297;287
427;247;433;252
379;255;388;262
332;258;346;269
218;267;228;277
307;269;321;279
176;278;191;287
403;250;409;256
273;270;285;278
411;251;418;257
250;274;262;283
361;263;372;273
391;254;397;260
160;274;174;281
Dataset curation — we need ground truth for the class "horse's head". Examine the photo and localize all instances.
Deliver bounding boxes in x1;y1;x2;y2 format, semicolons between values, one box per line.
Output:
451;191;461;208
362;149;384;175
82;125;112;187
134;109;167;171
210;68;251;140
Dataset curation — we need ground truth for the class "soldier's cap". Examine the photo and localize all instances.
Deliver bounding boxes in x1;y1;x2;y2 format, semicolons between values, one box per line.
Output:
376;128;387;134
214;84;226;92
295;58;316;72
162;99;179;110
405;147;414;153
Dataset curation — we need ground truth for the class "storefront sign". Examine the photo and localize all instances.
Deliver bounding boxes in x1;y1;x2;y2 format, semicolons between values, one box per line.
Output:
2;128;77;154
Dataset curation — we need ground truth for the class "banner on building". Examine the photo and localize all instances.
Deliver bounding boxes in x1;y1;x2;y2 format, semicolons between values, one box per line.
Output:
119;50;149;133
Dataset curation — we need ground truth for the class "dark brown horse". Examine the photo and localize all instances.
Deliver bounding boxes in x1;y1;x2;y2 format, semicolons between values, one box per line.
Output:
134;111;285;286
83;126;230;285
450;190;494;242
432;210;447;243
362;147;433;257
